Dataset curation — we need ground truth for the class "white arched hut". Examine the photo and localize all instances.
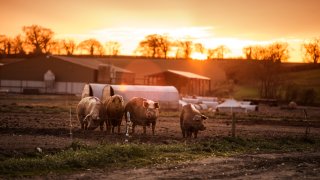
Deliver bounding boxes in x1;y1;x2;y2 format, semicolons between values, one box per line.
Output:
81;83;180;110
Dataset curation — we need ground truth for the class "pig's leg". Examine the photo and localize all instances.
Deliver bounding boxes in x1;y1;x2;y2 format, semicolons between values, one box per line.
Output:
99;121;104;131
117;125;121;134
143;126;147;135
194;130;198;138
151;122;156;135
132;123;136;134
182;128;186;138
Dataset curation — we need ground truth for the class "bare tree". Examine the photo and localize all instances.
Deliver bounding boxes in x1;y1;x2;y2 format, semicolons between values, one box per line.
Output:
78;39;104;56
194;43;205;54
243;45;272;60
251;45;268;60
243;46;253;60
242;42;290;98
136;34;159;58
243;42;289;62
11;35;26;55
176;40;193;59
136;34;171;58
207;48;217;59
62;39;76;55
257;61;282;99
45;39;62;55
267;42;289;63
0;35;12;56
243;44;279;98
207;45;230;59
157;35;171;59
23;25;54;55
247;42;289;98
215;45;230;59
302;38;320;64
105;41;121;56
97;45;105;56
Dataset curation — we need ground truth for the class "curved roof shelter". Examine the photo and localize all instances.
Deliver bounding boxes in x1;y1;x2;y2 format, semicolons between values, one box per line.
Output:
82;83;179;110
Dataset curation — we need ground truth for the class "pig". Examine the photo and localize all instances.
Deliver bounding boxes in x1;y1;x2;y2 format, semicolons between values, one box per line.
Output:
180;103;207;138
124;97;160;135
76;96;102;130
100;95;125;134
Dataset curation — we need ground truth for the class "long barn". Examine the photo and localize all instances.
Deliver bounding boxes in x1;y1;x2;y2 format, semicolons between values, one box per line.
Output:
145;69;211;96
0;55;135;94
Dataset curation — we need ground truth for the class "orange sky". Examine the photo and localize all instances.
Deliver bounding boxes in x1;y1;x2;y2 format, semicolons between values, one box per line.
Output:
1;0;320;62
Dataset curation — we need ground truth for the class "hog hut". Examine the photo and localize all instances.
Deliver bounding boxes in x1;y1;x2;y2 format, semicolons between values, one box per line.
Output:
81;83;179;110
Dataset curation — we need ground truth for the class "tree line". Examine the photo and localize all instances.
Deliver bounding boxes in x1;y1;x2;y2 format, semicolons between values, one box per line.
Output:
0;24;319;64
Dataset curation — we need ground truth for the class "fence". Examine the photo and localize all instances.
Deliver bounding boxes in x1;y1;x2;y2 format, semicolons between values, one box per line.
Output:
0;80;85;95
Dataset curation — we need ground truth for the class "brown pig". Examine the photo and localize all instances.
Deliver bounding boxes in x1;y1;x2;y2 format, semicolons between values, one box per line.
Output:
76;96;103;130
180;103;207;138
124;97;160;135
100;94;125;134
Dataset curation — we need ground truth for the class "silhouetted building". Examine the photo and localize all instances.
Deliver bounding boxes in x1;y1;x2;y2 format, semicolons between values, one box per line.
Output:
145;69;211;96
0;56;134;94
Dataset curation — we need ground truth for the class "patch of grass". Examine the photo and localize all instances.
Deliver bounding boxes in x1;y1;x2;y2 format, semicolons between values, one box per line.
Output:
232;85;259;100
284;69;320;103
0;137;319;177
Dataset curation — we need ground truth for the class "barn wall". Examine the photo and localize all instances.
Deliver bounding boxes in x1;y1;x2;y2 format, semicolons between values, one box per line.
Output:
0;80;85;94
0;56;96;82
146;72;210;96
115;72;135;85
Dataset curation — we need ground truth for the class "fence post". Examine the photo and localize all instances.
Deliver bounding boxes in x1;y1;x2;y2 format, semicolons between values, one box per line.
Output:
303;109;310;138
69;107;73;139
125;112;132;143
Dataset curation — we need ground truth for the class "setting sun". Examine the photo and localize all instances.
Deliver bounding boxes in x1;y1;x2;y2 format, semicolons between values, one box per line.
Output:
191;52;207;60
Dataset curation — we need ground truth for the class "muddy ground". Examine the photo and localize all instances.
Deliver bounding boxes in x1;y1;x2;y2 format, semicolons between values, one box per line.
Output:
0;94;320;179
52;152;320;179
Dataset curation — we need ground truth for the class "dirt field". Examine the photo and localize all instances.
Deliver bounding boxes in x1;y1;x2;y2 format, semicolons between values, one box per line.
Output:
0;94;320;178
50;152;320;179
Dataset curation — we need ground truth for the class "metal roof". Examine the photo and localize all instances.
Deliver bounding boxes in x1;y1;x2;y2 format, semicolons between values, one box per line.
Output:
111;85;179;93
53;56;133;73
85;83;179;109
148;69;210;80
0;58;24;65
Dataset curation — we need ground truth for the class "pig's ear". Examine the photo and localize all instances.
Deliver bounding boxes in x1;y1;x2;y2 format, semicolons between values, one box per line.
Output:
143;101;149;108
154;102;160;109
201;115;207;120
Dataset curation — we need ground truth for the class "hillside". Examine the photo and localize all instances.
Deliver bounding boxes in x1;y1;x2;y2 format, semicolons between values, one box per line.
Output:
284;68;320;102
232;67;320;104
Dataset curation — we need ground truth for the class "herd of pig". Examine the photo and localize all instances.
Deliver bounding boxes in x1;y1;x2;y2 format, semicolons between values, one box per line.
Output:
77;95;207;138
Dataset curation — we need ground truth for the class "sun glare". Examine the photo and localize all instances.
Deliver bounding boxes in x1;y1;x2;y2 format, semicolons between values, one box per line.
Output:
191;52;207;60
119;84;127;91
56;27;304;62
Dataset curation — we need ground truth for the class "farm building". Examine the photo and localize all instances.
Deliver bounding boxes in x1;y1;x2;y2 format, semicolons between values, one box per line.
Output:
0;56;135;94
144;69;211;96
82;83;179;110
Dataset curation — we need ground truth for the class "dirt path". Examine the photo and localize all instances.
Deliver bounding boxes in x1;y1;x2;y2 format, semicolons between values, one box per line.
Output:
50;152;320;179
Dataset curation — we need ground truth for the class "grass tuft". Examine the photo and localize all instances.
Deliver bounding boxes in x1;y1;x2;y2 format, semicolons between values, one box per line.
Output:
0;137;319;177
